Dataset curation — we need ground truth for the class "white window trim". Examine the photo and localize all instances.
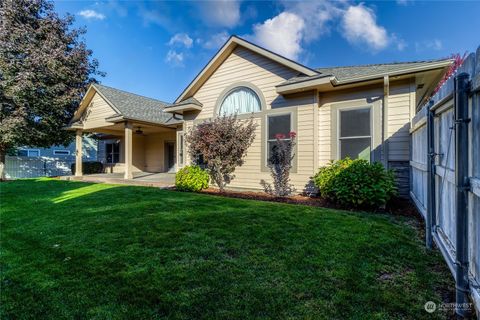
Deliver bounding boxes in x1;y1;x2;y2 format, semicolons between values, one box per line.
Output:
23;149;41;157
265;112;293;167
336;106;373;161
53;149;71;156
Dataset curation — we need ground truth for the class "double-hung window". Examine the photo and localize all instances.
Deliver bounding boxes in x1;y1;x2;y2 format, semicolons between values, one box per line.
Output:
338;107;371;161
106;142;120;164
267;113;292;164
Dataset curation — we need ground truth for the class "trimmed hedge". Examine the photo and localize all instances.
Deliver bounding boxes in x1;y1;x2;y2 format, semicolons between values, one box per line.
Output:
313;158;397;209
71;162;104;175
175;165;209;192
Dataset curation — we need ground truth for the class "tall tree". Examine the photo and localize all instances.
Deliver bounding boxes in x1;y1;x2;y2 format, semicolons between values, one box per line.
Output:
0;0;103;179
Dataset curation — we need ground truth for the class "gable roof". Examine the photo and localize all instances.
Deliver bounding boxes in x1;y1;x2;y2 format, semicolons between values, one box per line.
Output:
174;35;319;103
71;84;182;128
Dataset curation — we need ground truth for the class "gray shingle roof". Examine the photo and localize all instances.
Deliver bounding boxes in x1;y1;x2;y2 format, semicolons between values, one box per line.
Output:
169;96;203;108
279;59;452;86
316;60;450;81
93;84;182;125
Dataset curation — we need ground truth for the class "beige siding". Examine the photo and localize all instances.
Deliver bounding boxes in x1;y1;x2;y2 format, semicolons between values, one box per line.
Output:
144;131;177;172
82;93;117;130
387;81;415;161
186;47;316;192
317;80;414;166
318;104;332;166
193;47;302;119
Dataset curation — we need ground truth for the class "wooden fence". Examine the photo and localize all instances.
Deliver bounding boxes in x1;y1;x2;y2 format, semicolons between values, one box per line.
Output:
5;156;75;179
410;46;480;316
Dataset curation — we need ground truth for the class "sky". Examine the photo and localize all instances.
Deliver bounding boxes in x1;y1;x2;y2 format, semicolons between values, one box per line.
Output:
54;0;480;103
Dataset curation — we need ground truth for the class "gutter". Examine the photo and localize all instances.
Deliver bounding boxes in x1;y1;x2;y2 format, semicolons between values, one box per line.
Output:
276;60;453;95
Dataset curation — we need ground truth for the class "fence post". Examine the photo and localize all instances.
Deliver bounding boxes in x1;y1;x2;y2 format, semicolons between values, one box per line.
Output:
454;72;471;318
426;100;435;249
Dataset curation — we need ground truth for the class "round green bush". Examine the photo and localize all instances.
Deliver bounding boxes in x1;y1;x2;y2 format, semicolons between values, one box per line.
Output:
175;165;209;192
313;158;397;209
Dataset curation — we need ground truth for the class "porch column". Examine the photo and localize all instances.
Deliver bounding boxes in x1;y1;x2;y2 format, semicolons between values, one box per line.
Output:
75;129;83;177
124;121;133;179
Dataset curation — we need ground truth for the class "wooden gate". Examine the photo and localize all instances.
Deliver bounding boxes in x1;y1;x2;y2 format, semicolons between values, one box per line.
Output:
410;47;480;316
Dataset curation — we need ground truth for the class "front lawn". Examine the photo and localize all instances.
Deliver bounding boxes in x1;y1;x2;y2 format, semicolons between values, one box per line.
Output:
0;179;452;319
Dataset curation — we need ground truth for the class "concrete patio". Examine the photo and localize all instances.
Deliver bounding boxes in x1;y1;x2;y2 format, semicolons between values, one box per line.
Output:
62;172;175;188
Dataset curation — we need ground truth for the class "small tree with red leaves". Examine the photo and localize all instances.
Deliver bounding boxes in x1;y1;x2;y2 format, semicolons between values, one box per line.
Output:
185;114;257;192
261;132;296;197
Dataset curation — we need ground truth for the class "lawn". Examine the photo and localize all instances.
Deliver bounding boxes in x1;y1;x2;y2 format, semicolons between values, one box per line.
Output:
0;179;453;319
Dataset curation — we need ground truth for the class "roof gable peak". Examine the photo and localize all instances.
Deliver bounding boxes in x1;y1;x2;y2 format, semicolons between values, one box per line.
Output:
174;35;318;103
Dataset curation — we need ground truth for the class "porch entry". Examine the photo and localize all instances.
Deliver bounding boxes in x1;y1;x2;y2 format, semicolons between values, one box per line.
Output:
164;141;176;172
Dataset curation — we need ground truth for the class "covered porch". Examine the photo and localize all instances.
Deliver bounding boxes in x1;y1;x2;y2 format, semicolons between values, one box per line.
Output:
66;84;185;180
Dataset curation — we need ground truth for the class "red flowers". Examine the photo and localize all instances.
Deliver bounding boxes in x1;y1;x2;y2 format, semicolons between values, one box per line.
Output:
274;131;296;140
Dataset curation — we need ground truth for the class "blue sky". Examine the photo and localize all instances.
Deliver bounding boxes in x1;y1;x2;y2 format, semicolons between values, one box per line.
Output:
54;0;480;103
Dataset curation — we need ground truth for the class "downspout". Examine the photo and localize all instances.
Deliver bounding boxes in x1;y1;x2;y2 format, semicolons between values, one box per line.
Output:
383;76;389;168
454;72;471;318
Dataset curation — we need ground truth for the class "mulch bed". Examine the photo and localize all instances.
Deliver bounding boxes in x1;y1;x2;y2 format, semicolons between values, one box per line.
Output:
200;188;421;221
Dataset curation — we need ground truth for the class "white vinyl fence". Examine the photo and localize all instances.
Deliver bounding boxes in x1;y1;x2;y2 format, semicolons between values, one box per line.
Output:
410;47;480;316
5;156;75;179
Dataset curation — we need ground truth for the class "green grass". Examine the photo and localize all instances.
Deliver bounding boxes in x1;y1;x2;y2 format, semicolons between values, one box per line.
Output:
0;179;453;319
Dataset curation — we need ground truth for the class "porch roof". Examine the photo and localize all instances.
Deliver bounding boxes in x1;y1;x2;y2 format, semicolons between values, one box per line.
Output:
91;84;182;125
67;84;183;131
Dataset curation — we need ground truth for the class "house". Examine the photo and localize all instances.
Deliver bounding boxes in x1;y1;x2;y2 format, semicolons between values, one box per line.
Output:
16;136;97;161
66;36;452;195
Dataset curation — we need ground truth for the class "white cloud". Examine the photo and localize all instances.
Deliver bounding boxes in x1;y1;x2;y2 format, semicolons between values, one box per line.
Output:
282;0;343;43
415;39;443;52
168;33;193;48
198;0;241;28
199;31;230;50
341;4;389;50
165;50;184;66
246;12;305;60
78;9;105;20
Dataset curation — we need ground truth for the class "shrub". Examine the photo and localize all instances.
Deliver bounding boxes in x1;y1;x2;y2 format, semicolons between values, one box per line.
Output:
261;132;296;197
313;158;397;209
185;114;257;191
175;165;209;192
71;161;103;175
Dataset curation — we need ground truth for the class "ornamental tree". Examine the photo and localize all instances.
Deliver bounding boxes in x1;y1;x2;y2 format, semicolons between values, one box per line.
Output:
0;0;103;179
185;114;257;192
261;132;296;197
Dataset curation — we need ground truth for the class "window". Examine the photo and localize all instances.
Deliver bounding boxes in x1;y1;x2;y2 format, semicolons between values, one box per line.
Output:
53;150;70;156
178;132;184;166
218;87;261;116
18;149;40;157
106;142;120;164
267;114;291;164
339;108;371;161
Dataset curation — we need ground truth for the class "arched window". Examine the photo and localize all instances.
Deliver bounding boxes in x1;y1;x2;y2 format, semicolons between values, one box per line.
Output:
218;87;261;116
